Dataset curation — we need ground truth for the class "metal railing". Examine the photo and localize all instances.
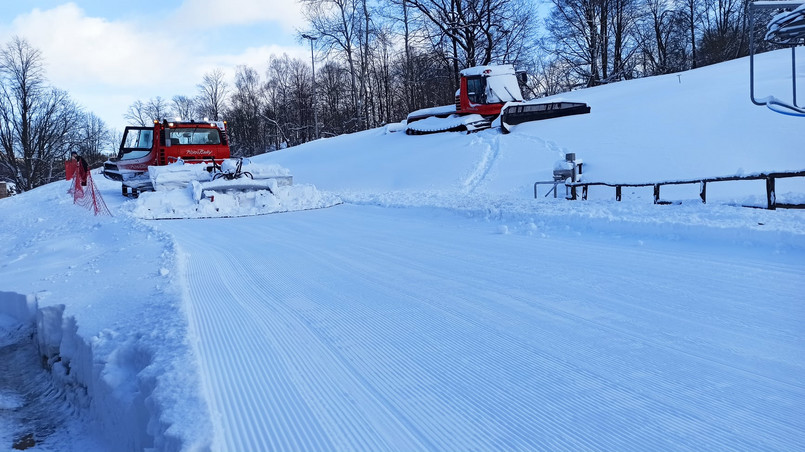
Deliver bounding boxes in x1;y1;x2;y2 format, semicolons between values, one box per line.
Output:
534;180;568;199
535;170;805;210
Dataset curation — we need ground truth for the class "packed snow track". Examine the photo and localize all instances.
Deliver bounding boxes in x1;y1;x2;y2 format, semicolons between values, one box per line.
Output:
155;204;804;452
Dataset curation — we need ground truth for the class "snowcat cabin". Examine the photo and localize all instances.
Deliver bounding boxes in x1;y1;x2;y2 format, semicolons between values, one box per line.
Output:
456;65;524;116
161;122;230;165
112;126;157;173
464;77;487;105
103;121;230;183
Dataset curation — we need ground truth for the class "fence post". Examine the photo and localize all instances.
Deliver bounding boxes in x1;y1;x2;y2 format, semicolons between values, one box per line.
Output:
766;177;776;210
699;181;707;204
653;184;660;204
582;185;588;200
615;186;622;201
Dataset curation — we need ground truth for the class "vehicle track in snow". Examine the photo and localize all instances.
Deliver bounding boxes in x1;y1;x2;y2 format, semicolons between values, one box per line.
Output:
461;133;501;193
156;204;805;452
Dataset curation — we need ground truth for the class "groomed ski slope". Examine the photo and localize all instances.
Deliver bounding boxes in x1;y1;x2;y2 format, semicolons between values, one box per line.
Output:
151;49;805;451
0;49;802;451
157;204;805;451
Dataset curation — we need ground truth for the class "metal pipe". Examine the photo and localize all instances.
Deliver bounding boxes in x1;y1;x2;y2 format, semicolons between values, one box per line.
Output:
301;34;319;140
793;47;799;107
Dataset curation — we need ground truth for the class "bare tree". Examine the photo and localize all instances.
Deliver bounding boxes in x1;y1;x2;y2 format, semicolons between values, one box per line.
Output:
227;65;269;156
124;96;171;125
75;112;113;167
0;37;82;191
546;0;642;86
264;54;314;148
316;60;351;136
680;0;703;68
196;68;229;121
698;0;747;65
546;0;603;87
301;0;363;131
608;0;639;80
124;99;149;126
171;95;196;121
368;26;395;125
635;0;690;75
400;0;417;112
358;0;374;129
146;96;170;122
404;0;538;72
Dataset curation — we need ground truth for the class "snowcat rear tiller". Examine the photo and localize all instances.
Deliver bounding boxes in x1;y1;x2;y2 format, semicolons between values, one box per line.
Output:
500;102;591;134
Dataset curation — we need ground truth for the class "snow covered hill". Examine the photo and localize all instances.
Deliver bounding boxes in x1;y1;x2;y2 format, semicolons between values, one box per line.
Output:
259;49;803;194
0;50;803;452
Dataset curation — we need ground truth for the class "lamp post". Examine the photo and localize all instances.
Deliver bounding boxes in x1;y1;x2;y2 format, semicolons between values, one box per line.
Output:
301;33;319;140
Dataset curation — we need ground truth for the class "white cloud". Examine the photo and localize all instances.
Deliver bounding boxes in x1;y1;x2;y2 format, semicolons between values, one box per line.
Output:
7;3;185;88
1;2;311;131
173;0;306;31
202;44;310;75
5;3;310;91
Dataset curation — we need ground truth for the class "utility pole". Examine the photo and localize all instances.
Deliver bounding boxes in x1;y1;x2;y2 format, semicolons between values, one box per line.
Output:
301;33;319;140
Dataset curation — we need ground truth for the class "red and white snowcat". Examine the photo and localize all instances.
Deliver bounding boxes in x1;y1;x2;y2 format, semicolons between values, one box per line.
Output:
102;120;231;196
405;64;591;135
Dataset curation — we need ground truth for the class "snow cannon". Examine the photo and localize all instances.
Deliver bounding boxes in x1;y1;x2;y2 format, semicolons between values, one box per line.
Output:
553;153;583;183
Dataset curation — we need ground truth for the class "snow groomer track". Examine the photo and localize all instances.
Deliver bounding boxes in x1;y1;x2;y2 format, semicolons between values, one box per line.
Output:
157;204;805;452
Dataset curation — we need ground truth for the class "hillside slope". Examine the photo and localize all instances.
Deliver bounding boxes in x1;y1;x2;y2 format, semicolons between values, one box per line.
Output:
259;49;803;197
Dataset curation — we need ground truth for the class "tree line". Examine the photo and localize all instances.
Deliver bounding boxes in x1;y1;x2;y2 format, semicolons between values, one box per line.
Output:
541;0;773;92
0;1;785;191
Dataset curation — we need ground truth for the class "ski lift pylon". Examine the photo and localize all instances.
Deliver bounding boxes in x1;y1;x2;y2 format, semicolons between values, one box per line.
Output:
749;1;805;116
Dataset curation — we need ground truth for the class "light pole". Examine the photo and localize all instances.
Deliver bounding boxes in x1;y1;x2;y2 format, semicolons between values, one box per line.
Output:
301;33;319;140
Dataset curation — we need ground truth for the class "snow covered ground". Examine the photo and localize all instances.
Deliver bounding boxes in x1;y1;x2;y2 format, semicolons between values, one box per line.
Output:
0;49;803;451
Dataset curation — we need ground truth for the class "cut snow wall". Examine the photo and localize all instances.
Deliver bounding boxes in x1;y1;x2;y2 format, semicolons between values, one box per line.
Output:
0;291;165;452
0;291;36;324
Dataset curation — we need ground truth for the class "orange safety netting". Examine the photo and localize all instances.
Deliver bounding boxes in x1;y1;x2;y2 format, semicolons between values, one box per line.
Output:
67;161;112;216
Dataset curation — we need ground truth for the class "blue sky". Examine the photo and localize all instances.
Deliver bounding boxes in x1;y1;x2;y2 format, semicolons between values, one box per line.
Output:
1;1;311;132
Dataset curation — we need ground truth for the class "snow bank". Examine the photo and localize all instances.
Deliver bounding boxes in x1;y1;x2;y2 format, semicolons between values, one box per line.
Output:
0;179;213;451
0;291;153;450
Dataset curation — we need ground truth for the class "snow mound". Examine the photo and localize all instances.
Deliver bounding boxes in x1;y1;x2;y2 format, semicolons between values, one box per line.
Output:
148;158;291;191
129;160;341;219
148;161;211;191
127;183;342;219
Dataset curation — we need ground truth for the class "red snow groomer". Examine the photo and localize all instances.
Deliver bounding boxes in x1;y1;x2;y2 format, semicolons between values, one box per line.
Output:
102;120;231;197
405;64;591;135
